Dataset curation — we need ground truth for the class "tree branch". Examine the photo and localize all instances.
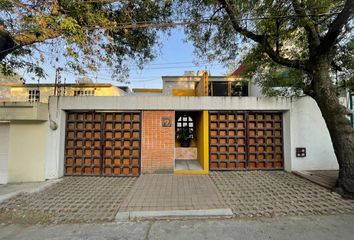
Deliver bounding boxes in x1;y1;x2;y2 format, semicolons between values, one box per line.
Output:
320;0;354;51
5;0;38;14
291;0;320;53
218;0;308;71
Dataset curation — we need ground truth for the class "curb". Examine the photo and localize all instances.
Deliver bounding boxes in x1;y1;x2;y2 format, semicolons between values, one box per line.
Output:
116;208;234;221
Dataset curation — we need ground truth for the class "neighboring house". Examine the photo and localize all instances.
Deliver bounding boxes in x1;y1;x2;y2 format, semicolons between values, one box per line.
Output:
0;70;339;184
0;81;128;184
3;83;127;103
0;74;21;102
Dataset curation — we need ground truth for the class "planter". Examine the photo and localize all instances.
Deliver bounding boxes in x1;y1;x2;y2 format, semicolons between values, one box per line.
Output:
180;139;191;147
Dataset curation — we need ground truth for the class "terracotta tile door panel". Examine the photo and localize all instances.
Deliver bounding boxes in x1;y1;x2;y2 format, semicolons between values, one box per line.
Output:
209;111;283;170
102;112;141;176
209;112;247;170
64;111;141;176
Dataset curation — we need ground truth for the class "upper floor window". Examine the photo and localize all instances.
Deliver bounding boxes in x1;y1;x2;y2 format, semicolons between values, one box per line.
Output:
74;90;95;96
208;81;248;96
28;90;40;102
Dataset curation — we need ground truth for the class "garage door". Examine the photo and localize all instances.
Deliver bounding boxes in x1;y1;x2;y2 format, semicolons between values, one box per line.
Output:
209;111;283;170
65;111;141;176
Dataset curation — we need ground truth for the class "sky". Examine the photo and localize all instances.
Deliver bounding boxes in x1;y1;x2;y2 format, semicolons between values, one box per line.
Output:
22;28;231;89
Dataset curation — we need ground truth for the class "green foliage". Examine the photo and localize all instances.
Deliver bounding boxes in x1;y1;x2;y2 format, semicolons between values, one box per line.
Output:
176;128;194;141
174;0;353;96
0;0;171;80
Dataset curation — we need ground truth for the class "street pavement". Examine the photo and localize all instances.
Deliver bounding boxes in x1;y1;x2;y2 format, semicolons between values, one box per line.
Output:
0;214;354;240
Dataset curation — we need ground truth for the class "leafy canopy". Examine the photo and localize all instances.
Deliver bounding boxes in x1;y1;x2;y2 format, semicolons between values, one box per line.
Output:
173;0;354;95
0;0;171;79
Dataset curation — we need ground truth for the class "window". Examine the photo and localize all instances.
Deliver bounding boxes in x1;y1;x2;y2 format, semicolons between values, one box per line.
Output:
208;81;249;96
73;90;95;96
176;114;194;139
28;90;40;102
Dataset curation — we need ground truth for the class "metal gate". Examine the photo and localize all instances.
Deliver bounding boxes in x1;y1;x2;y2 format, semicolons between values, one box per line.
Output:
209;111;283;170
64;111;141;176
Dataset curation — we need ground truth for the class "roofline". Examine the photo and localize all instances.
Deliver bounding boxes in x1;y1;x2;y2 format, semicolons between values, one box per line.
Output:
132;88;163;93
5;83;114;88
162;76;245;81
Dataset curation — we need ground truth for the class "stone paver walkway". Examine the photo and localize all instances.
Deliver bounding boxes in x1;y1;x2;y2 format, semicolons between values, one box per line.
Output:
119;174;225;212
210;171;354;218
0;177;137;224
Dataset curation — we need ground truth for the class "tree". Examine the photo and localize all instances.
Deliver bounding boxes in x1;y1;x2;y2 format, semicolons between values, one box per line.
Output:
0;0;171;79
176;0;354;197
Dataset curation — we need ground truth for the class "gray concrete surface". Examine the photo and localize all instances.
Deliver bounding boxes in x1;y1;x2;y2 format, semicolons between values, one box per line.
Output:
116;208;233;221
293;170;338;189
0;180;61;203
210;171;354;218
0;214;354;240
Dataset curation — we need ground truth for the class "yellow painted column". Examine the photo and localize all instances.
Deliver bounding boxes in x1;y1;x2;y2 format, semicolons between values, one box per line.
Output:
202;110;209;172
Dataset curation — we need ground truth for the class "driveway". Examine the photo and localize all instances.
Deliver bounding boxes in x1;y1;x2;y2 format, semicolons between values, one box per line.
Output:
210;171;354;218
1;172;354;224
0;177;137;224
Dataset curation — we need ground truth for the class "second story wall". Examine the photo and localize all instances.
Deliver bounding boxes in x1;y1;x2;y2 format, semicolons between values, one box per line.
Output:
9;84;126;103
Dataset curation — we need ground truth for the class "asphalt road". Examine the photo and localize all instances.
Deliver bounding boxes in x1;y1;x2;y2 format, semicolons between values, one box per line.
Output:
0;214;353;240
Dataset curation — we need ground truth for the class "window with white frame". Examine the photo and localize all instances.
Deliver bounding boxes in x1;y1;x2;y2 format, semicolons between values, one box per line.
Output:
176;114;194;139
73;89;95;96
28;89;40;102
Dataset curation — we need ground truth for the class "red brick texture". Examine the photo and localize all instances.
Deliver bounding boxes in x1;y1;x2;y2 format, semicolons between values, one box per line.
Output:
141;111;175;173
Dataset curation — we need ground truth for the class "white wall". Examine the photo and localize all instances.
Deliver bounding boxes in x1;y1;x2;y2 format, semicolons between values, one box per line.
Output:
0;123;10;184
290;97;338;170
45;95;339;179
249;81;264;97
8;121;48;182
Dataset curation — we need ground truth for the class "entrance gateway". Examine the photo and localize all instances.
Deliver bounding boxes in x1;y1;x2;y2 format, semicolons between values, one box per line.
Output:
64;110;284;176
209;111;284;170
64;111;141;176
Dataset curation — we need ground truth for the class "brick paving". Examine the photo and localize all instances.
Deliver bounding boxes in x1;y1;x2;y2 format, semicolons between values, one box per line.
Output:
0;177;137;224
1;172;354;224
119;174;225;212
210;171;354;218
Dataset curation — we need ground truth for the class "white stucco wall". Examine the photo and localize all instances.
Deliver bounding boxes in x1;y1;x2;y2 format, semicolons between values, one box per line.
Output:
45;96;338;179
0;123;10;184
8;121;48;182
290;97;338;170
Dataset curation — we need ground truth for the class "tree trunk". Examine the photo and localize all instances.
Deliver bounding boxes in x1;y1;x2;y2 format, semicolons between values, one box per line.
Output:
0;30;16;61
310;56;354;198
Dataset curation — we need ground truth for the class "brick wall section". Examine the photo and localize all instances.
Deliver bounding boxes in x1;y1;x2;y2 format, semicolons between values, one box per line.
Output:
141;111;175;173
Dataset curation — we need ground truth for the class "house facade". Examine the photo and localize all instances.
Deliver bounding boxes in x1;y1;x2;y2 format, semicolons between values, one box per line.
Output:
0;71;339;183
0;82;127;184
3;83;127;103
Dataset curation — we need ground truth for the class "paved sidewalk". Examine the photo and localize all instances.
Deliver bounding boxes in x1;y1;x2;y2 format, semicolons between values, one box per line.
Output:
0;177;137;224
118;174;225;214
0;180;60;203
210;171;354;218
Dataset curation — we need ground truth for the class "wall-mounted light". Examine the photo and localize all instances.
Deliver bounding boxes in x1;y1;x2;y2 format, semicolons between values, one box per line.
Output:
50;120;58;130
